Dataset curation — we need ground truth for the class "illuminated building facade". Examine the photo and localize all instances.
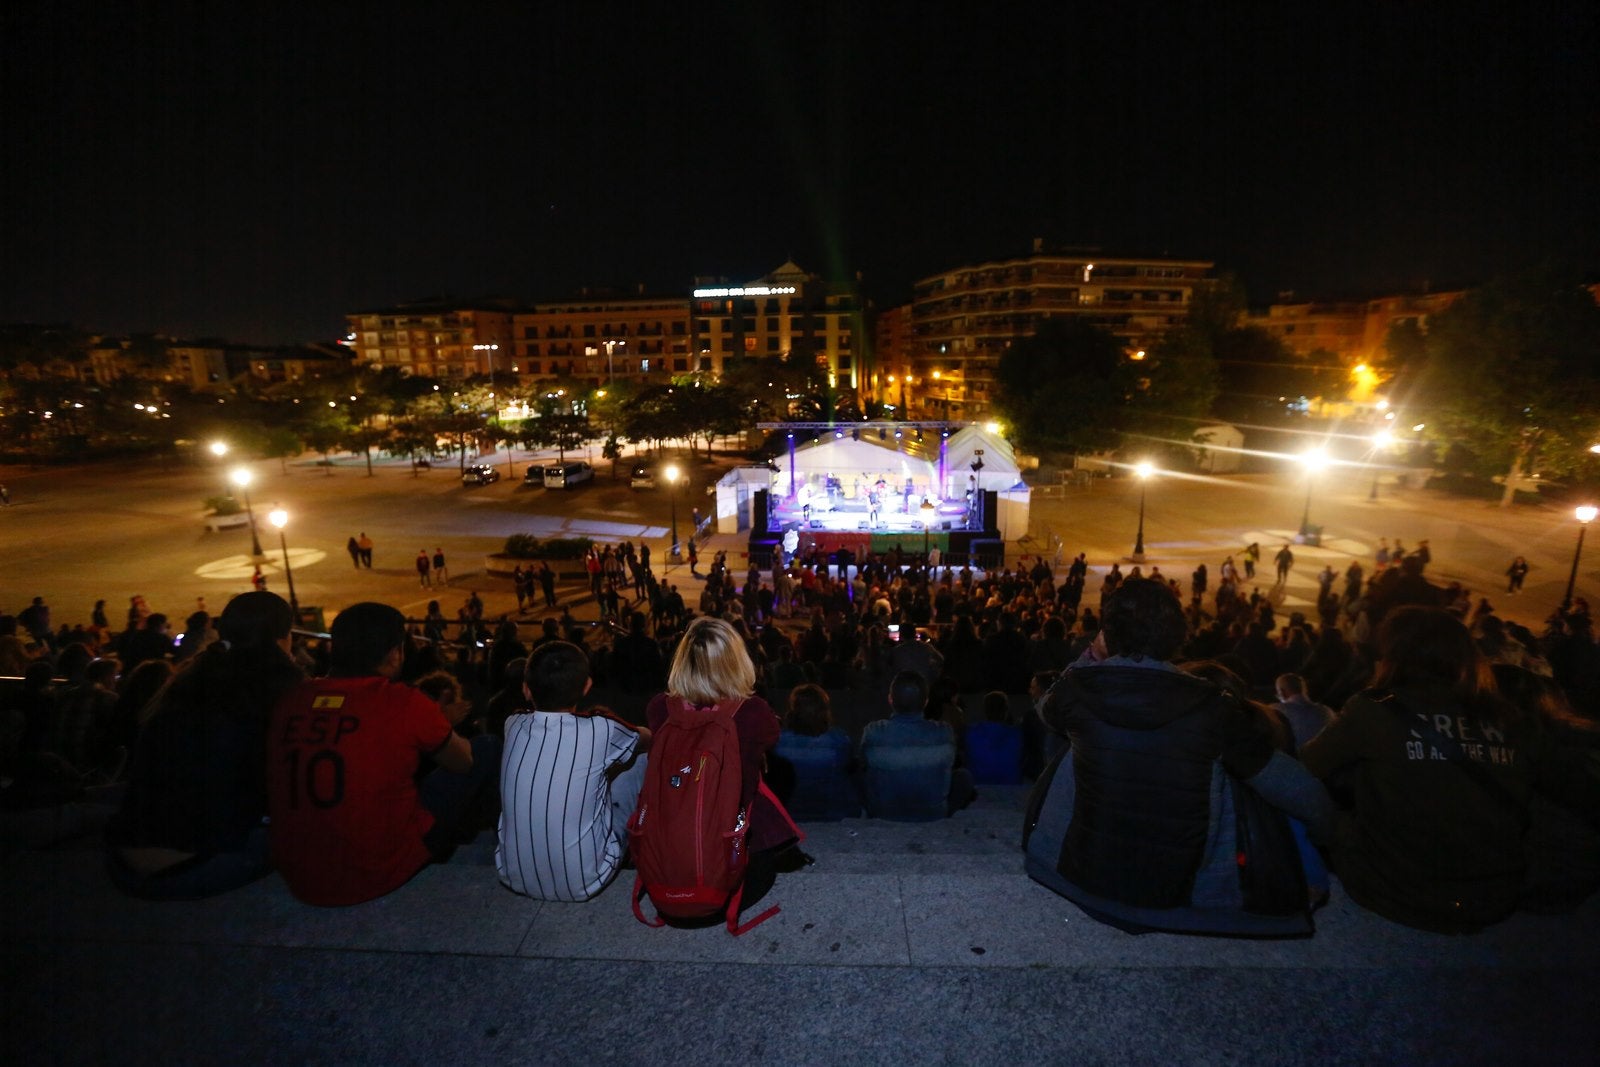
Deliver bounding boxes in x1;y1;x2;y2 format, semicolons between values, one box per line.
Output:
872;303;915;416
910;241;1213;418
690;261;867;393
1246;301;1368;361
511;291;692;386
346;301;516;380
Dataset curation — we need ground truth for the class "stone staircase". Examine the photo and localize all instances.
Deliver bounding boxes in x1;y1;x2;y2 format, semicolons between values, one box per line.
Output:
5;785;1599;1063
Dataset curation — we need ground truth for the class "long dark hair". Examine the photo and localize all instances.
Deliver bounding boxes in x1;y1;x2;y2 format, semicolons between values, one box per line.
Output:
144;592;302;727
1371;606;1510;727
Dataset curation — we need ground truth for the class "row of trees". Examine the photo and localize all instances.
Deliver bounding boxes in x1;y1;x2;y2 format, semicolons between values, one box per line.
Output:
0;338;862;471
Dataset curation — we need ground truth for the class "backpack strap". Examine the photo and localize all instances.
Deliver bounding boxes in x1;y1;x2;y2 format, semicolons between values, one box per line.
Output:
725;881;780;936
631;871;665;928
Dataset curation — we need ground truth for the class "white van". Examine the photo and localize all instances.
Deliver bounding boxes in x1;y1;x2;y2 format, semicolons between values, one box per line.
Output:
543;461;594;489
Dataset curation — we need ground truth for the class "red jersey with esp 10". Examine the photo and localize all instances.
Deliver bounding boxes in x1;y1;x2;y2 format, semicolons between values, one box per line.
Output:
268;676;452;906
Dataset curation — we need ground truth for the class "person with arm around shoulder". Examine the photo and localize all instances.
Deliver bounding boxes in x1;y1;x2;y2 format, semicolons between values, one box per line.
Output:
497;641;651;900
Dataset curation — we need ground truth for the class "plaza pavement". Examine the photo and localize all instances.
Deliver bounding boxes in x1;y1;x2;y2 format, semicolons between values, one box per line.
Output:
5;449;1590;641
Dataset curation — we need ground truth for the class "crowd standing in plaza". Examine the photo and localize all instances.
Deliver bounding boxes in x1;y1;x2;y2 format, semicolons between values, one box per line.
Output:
2;522;1597;937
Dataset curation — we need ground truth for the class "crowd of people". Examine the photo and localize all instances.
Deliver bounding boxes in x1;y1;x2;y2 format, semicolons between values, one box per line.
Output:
1;528;1597;936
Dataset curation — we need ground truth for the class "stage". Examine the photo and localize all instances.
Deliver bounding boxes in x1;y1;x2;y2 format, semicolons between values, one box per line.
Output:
755;490;997;562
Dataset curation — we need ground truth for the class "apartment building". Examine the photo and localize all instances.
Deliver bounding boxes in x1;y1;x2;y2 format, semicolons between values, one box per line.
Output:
872;303;915;415
1246;301;1367;361
345;300;516;381
512;290;692;386
690;261;867;392
909;241;1213;418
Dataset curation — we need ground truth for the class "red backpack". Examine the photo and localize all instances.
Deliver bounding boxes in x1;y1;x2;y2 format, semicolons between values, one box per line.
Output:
628;696;778;936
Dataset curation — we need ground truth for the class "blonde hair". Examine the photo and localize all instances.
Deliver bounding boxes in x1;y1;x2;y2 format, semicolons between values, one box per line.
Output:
668;616;756;707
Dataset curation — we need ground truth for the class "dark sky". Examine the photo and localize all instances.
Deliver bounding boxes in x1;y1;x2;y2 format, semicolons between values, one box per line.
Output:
3;2;1596;344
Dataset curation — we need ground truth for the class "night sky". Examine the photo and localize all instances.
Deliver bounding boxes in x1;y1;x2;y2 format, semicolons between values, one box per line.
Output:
3;2;1596;345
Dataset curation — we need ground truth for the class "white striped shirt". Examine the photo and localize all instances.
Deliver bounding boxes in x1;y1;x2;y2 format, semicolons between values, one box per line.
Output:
496;710;640;901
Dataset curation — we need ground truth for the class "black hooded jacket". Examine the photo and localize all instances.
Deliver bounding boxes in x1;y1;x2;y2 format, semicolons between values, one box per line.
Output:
1039;663;1278;908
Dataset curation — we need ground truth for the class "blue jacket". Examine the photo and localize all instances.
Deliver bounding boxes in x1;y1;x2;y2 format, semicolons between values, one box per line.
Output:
774;728;860;821
860;714;955;821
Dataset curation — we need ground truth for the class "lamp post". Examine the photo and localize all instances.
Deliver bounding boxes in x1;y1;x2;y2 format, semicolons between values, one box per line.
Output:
473;343;499;395
1297;448;1328;541
230;467;265;558
1562;505;1598;612
1369;430;1393;501
665;463;682;562
1132;461;1153;562
267;508;299;616
603;339;625;384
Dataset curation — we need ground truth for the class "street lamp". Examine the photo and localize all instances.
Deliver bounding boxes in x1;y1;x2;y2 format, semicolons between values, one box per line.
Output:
1132;461;1154;562
209;441;228;459
230;467;265;558
1562;505;1598;612
665;463;682;561
1297;448;1328;541
1369;430;1393;501
267;508;299;616
473;343;500;395
603;339;625;384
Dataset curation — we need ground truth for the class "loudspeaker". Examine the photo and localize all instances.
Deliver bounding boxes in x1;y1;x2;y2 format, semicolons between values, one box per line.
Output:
752;489;768;531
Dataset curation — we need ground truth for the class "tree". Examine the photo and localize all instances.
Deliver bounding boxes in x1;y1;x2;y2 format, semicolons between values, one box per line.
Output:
261;424;304;473
722;355;826;422
995;313;1222;462
1410;268;1600;504
346;424;392;476
297;409;350;474
993;318;1136;456
522;414;589;462
602;433;624;479
486;419;521;477
388;418;437;476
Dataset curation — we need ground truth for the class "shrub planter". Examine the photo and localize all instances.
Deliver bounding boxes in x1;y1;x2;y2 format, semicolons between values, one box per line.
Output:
483;554;588;581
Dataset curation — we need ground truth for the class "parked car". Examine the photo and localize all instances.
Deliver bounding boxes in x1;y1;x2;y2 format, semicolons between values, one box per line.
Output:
629;464;656;490
544;461;594;489
462;463;501;486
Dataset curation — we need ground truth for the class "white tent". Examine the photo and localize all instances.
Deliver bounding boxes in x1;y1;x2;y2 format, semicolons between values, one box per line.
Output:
1192;423;1244;473
939;425;1025;495
775;436;937;499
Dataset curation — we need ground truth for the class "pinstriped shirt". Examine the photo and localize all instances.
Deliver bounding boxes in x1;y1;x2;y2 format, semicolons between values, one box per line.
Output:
495;710;640;901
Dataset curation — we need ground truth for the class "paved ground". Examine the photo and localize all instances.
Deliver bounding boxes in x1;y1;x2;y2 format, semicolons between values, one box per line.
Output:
2;447;1591;637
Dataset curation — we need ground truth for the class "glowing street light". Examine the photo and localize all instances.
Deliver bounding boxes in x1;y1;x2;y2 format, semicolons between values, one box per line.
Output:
267;508;299;616
1562;505;1599;612
1297;448;1328;541
209;441;228;458
229;467;265;558
664;464;682;562
1132;461;1154;562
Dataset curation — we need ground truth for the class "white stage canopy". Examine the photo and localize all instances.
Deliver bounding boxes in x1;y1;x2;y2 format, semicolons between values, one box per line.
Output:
774;435;938;500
